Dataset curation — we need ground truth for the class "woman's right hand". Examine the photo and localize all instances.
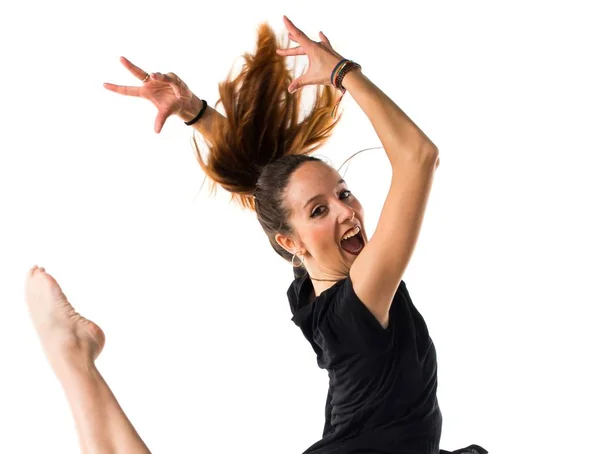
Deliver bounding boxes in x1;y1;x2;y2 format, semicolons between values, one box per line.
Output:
104;56;202;133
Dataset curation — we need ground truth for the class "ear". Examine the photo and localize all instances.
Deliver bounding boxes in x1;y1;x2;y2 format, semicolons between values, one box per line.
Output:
275;232;300;255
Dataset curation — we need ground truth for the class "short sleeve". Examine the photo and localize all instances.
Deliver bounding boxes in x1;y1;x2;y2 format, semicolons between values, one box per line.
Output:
315;276;393;355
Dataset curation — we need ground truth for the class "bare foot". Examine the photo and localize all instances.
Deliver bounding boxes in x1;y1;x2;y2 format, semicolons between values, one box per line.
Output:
25;265;105;371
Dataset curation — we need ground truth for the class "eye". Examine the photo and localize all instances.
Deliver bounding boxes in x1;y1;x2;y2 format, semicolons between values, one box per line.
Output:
310;191;353;218
310;206;326;218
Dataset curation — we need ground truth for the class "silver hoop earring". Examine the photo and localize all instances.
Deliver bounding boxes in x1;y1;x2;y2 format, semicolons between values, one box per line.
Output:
291;252;304;267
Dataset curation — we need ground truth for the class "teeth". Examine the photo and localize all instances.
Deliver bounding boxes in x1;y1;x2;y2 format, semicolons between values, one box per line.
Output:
342;226;360;241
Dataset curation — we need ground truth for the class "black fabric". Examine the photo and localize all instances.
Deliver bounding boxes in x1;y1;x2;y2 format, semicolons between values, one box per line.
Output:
440;445;488;454
287;269;443;453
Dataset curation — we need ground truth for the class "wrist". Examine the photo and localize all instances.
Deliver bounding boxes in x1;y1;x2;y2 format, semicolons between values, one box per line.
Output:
338;68;364;92
178;94;203;123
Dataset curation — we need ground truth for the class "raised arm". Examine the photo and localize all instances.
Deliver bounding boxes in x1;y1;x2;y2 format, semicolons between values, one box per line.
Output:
343;69;439;328
276;16;439;329
178;93;228;143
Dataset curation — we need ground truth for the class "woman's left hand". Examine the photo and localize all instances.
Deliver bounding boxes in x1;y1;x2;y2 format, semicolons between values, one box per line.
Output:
276;15;347;94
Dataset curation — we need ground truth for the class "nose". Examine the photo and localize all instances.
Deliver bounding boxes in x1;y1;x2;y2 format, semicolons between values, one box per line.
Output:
337;202;356;224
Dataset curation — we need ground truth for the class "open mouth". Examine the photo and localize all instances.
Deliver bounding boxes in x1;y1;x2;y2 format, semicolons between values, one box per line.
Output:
340;225;365;256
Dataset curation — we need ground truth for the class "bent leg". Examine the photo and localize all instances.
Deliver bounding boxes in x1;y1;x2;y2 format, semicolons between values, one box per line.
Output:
25;265;151;454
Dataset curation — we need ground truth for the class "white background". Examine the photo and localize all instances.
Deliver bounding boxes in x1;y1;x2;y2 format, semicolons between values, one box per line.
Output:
1;1;598;453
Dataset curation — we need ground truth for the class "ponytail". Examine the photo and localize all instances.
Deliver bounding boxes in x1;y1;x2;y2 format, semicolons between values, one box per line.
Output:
193;21;342;211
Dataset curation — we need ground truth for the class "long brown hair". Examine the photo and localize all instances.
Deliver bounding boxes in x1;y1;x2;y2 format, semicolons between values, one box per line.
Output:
193;22;343;263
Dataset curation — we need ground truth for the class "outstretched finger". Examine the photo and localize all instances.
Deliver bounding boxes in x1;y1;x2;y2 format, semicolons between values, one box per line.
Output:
103;82;141;97
154;109;170;134
283;16;313;48
120;56;149;82
276;46;307;57
150;72;182;98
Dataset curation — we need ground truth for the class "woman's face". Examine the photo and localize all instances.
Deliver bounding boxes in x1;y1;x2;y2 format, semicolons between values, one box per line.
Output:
278;160;367;277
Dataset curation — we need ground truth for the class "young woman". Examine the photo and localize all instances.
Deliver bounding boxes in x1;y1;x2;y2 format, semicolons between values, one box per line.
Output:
25;16;487;454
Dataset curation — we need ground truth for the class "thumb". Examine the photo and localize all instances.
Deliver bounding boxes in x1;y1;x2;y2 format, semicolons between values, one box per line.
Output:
289;76;306;94
319;31;332;48
154;109;170;134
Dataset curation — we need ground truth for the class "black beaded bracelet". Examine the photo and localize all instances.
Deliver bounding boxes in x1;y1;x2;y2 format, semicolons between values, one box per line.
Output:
184;99;208;126
335;61;361;92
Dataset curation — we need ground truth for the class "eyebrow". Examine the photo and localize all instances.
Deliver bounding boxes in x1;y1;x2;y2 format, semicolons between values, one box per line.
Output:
303;179;346;209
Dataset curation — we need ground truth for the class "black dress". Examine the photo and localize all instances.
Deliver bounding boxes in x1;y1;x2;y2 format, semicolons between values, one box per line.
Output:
287;268;487;454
